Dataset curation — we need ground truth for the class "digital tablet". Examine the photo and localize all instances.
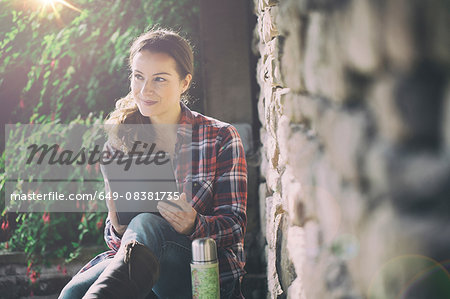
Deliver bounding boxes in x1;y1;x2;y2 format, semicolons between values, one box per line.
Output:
100;153;180;225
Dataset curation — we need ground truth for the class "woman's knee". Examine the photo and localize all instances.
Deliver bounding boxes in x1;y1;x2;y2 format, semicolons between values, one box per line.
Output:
124;213;168;251
58;259;110;299
128;213;163;229
58;277;89;299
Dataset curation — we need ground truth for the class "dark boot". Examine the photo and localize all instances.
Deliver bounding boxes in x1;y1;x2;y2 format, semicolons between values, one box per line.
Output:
83;240;159;299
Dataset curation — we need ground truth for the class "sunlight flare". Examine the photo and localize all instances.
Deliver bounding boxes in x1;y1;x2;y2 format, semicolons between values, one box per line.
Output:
37;0;82;18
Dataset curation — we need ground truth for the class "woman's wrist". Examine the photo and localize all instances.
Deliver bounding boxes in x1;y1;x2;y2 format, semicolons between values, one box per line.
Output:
112;224;125;237
187;213;199;235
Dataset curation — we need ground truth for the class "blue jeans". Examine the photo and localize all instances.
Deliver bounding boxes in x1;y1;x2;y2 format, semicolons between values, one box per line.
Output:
58;213;237;298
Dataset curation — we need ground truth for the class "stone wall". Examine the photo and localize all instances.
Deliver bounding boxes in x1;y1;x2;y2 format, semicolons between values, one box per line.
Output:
253;0;450;298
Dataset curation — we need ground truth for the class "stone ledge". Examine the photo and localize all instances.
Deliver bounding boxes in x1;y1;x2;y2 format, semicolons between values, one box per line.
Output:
0;245;106;266
0;245;106;299
0;251;26;264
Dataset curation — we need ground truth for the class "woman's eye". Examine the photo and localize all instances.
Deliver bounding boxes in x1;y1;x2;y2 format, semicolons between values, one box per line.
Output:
154;77;166;82
134;74;144;80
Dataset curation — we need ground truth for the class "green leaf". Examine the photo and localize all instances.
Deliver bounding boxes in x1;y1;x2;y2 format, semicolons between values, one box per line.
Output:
110;30;119;43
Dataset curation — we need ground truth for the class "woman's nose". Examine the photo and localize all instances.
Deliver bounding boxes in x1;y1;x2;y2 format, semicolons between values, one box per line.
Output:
140;80;154;96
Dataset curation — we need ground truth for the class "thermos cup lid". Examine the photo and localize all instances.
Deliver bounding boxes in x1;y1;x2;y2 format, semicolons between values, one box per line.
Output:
191;237;218;263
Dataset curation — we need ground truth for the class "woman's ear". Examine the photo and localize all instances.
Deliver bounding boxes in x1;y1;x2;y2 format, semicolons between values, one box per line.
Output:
181;74;193;94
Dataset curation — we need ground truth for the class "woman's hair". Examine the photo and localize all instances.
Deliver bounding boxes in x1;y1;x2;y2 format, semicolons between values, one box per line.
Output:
104;28;194;151
106;28;194;126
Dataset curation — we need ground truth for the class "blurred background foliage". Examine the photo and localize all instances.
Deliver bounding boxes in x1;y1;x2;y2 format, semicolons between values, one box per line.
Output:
0;0;201;270
1;0;201;123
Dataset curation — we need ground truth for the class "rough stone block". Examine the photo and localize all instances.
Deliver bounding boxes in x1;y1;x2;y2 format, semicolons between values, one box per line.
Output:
280;92;304;124
276;214;296;296
364;141;391;197
266;164;280;193
262;7;279;43
280;33;306;93
266;193;283;249
285;126;319;184
265;196;275;248
303;12;347;102
277;4;307;93
303;220;321;260
273;87;288;114
264;131;280;172
444;82;450;152
265;0;279;7
256;56;266;90
338;0;382;74
276;114;290;167
259;130;270;180
426;0;450;67
387;152;450;210
281;166;304;226
287;278;306;299
264;89;279;139
281;93;323;128
259;183;268;238
324;258;361;298
258;92;266;127
261;51;274;88
257;0;279;14
267;246;283;298
266;38;284;86
351;203;417;297
338;185;365;236
286;226;306;299
351;212;450;298
266;194;284;298
265;87;286;138
315;157;343;245
383;0;417;71
363;143;450;209
318;108;368;182
392;63;445;147
276;0;307;34
368;75;410;144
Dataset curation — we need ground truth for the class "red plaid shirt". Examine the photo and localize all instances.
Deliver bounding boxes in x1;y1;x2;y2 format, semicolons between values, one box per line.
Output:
79;102;247;287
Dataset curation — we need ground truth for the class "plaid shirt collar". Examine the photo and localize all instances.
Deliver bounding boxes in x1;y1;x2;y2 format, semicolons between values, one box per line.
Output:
178;101;195;126
176;102;195;143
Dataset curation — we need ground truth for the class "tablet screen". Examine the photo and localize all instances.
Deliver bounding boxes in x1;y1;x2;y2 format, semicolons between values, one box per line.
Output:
100;153;180;225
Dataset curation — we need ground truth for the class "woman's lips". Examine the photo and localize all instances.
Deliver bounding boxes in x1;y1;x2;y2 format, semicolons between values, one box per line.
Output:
141;99;158;106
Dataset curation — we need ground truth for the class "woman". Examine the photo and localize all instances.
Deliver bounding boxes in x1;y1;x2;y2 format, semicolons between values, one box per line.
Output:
59;29;247;299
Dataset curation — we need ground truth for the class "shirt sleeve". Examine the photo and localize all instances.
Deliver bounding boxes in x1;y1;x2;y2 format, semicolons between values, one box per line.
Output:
104;216;122;252
188;125;248;249
101;141;123;252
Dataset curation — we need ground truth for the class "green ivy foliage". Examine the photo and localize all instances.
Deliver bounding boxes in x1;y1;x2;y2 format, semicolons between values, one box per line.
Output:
1;112;108;268
1;0;201;122
0;0;201;272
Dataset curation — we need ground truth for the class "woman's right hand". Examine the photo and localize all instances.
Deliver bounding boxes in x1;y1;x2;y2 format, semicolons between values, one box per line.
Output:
104;180;127;236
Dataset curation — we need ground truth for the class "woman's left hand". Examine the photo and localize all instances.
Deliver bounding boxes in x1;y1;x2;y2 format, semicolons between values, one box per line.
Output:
157;193;197;235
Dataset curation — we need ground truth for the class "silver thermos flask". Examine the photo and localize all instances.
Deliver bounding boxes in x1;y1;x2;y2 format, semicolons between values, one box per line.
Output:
191;237;220;299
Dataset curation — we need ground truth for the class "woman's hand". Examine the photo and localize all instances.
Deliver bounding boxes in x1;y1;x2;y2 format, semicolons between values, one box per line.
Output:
104;180;128;236
157;193;197;235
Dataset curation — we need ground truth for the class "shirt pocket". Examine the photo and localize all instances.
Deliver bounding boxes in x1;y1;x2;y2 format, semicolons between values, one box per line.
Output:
182;179;214;214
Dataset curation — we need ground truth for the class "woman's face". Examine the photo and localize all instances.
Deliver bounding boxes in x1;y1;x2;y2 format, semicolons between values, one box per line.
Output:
130;50;191;124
